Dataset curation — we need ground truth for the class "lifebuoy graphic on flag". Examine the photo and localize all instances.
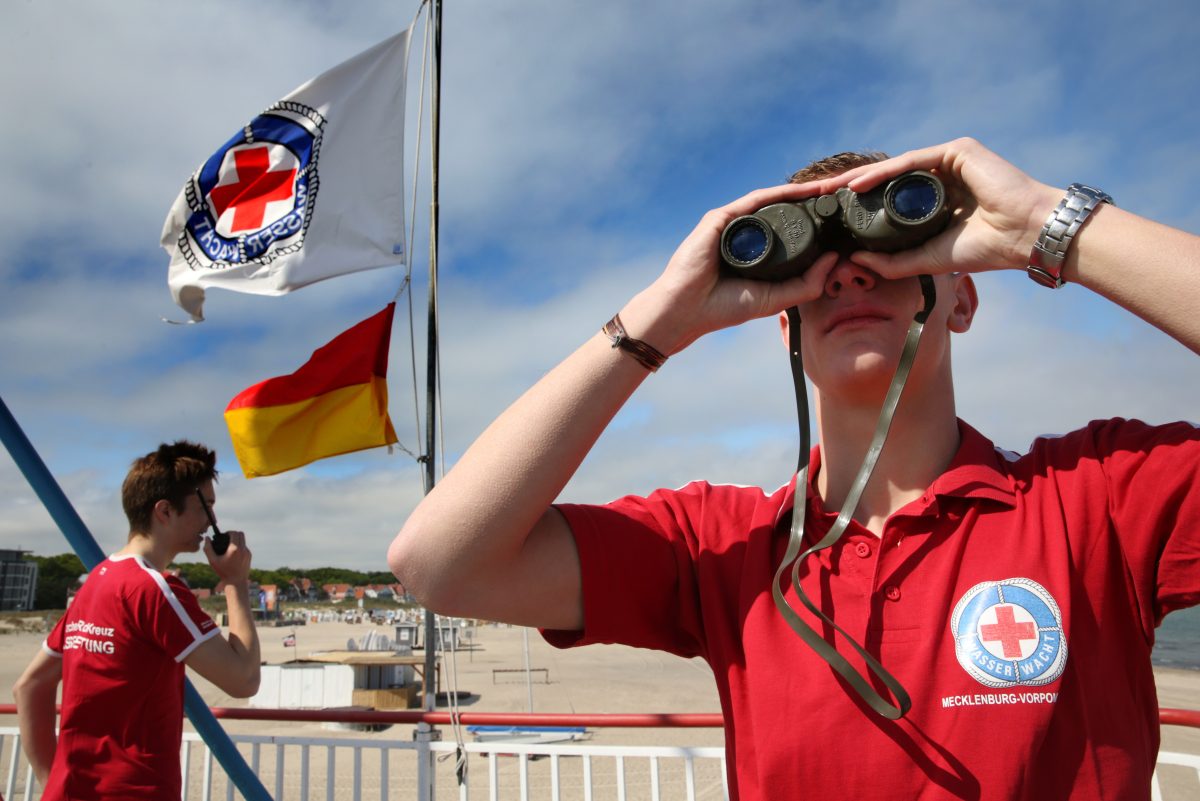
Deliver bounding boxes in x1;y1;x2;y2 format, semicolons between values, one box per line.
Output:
176;101;325;271
950;577;1067;688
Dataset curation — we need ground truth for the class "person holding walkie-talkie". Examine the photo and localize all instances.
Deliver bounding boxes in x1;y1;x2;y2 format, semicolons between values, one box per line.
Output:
13;440;261;801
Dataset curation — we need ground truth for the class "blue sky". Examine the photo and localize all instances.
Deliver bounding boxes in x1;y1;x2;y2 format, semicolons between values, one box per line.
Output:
2;0;1199;571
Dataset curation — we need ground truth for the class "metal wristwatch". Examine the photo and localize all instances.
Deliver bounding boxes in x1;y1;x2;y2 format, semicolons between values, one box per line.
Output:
1026;183;1114;288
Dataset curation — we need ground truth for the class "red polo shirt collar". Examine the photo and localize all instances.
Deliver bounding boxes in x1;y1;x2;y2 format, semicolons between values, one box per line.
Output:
925;419;1017;507
776;418;1016;528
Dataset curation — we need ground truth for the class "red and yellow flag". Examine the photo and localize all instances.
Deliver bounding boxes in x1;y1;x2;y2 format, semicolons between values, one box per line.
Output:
225;304;398;478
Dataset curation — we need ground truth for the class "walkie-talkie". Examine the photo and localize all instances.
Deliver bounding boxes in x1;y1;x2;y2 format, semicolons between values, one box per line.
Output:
196;488;230;555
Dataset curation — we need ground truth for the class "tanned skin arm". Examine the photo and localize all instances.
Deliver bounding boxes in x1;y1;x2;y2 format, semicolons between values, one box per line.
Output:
13;649;62;784
388;183;842;630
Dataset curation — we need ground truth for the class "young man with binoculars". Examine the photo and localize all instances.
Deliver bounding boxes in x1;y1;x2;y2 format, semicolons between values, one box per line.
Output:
389;137;1200;799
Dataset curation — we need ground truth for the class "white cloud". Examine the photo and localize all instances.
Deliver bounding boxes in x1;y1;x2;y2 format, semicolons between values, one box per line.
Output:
955;273;1200;450
2;0;1199;574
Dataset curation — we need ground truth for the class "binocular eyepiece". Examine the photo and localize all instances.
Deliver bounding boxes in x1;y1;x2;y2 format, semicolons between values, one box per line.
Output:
720;171;950;281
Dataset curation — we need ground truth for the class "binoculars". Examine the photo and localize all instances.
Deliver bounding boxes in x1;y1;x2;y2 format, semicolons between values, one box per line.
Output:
719;171;950;281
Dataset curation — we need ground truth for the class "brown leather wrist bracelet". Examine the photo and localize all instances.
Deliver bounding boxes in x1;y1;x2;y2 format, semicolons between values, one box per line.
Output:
602;313;667;372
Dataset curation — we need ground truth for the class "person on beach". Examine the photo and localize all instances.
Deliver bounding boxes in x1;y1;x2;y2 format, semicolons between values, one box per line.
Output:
388;137;1200;800
12;441;261;800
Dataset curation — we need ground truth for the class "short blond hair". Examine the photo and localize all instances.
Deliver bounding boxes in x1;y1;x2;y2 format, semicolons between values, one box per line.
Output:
789;151;888;184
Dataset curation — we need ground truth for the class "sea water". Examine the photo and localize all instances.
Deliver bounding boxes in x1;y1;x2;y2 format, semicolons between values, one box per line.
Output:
1153;604;1200;670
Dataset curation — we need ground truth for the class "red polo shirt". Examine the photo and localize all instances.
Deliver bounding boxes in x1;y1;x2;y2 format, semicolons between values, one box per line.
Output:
42;554;220;801
545;418;1200;800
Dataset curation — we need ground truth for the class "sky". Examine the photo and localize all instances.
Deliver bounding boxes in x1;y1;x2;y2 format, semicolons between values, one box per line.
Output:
2;0;1200;572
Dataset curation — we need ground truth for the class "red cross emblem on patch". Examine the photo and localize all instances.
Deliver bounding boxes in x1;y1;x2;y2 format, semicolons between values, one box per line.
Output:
978;604;1040;659
950;577;1067;689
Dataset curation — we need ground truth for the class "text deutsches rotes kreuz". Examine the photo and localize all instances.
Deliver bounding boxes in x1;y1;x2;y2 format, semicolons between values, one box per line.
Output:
63;619;116;655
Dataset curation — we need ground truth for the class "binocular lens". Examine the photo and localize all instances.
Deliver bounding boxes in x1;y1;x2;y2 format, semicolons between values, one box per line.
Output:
724;218;770;264
718;170;948;280
889;176;940;222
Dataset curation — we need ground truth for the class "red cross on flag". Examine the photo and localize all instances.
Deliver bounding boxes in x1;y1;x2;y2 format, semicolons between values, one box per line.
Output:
208;147;300;236
161;28;411;322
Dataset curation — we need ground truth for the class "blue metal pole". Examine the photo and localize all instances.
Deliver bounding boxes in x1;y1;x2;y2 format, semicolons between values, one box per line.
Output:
0;394;272;800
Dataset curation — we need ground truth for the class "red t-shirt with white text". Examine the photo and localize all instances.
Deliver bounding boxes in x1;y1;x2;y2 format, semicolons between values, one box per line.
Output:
42;554;219;800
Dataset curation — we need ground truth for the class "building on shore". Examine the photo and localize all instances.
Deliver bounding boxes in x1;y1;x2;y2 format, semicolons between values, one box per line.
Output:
0;549;38;611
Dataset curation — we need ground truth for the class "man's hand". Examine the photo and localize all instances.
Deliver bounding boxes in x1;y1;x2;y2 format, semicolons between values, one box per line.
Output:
799;136;1200;355
796;137;1061;281
190;530;261;698
204;530;251;585
626;184;844;356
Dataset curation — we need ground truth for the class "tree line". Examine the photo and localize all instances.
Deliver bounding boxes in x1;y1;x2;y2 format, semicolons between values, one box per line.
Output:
23;553;398;611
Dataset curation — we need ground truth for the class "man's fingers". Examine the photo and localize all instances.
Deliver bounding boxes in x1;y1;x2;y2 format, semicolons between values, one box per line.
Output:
850;245;939;280
842;139;983;193
765;251;838;310
716;181;831;222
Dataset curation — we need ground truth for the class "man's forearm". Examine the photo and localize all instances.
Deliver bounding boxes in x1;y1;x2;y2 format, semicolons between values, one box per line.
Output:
386;277;713;624
388;179;836;625
15;683;58;783
393;322;653;600
1062;203;1200;355
222;580;261;683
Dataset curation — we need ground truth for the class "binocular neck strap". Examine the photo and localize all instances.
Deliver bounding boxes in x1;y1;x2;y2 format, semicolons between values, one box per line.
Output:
772;274;935;720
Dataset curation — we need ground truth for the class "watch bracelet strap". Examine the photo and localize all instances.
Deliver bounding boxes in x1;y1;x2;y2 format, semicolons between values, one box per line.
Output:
602;314;667;372
1027;183;1114;288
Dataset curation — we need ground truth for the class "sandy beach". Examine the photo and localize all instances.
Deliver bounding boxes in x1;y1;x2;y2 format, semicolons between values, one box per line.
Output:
195;618;727;749
206;618;1200;754
1;617;1198;794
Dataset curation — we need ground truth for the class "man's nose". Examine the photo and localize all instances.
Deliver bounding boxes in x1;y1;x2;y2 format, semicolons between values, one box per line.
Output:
824;259;877;297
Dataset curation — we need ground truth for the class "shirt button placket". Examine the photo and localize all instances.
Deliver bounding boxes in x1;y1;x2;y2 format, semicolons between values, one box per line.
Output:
875;525;907;603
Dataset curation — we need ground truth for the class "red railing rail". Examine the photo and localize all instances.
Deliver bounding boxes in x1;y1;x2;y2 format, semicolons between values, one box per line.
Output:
211;709;726;727
1160;708;1200;728
1;704;1197;729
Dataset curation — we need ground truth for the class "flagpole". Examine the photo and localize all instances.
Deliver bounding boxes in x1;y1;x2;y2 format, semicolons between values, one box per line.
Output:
421;0;442;712
418;1;443;799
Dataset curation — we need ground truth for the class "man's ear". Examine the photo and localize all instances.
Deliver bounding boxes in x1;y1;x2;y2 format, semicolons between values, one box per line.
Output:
947;273;979;334
778;310;792;349
152;498;175;525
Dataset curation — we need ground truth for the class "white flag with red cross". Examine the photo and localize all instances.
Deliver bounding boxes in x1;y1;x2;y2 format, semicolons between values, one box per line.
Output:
161;29;411;322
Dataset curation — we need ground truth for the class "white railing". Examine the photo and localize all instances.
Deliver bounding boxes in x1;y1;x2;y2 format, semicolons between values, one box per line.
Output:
1;728;728;801
2;727;1198;800
1153;751;1200;801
